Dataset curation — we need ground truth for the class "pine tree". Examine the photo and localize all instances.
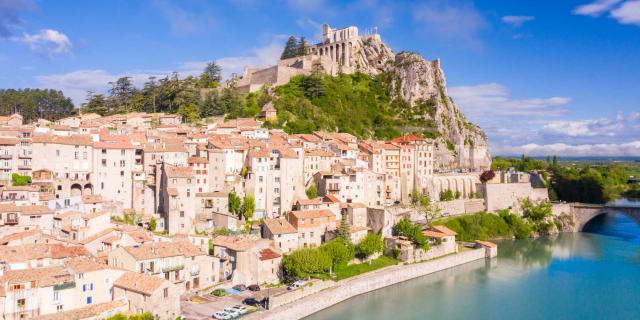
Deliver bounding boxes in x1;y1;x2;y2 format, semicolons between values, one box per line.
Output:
281;36;299;60
297;36;309;56
338;212;351;242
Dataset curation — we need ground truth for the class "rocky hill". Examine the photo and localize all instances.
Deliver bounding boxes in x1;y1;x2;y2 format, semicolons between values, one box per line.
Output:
273;34;491;171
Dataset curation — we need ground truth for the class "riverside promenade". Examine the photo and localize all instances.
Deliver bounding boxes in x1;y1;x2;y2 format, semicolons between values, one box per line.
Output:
246;246;496;320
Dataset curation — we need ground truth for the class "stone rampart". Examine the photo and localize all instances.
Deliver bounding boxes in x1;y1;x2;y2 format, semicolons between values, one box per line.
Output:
246;248;491;320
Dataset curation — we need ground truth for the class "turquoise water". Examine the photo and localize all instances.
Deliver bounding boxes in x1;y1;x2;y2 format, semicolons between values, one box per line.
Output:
306;212;640;320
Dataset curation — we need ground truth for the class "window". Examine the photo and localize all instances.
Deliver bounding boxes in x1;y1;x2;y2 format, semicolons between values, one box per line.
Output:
74;151;79;160
187;189;190;197
56;150;60;157
86;296;92;304
78;273;84;279
120;171;124;177
121;149;125;156
53;291;59;301
120;160;125;167
164;288;169;298
101;159;106;167
17;299;25;307
56;305;63;312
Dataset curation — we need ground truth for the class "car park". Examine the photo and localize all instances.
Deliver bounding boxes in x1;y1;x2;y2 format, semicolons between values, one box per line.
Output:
248;284;260;291
212;311;231;320
223;307;240;318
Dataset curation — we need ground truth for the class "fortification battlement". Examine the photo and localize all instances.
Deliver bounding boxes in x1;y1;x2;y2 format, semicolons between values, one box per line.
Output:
322;24;359;44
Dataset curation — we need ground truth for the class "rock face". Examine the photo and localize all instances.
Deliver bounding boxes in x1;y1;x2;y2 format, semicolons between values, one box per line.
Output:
355;37;491;171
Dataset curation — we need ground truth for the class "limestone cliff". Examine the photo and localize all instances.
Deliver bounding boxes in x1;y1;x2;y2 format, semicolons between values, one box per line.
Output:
354;37;491;171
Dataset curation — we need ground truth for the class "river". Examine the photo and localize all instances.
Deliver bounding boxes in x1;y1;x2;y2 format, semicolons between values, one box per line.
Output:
306;202;640;320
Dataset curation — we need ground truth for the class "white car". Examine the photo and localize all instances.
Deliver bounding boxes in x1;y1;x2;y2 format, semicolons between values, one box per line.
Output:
223;307;240;318
212;311;231;320
231;305;248;314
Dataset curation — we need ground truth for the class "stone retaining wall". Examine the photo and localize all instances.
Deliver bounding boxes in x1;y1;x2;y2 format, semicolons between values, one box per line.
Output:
246;248;490;320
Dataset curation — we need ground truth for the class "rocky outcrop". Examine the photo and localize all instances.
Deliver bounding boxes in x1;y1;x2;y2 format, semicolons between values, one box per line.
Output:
353;37;491;171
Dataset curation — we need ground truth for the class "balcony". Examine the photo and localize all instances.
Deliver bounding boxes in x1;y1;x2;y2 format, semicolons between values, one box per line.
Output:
162;264;184;273
18;153;32;159
53;282;76;290
0;153;12;159
190;269;200;276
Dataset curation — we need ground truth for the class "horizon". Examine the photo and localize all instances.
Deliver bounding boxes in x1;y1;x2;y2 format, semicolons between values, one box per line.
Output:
1;0;639;157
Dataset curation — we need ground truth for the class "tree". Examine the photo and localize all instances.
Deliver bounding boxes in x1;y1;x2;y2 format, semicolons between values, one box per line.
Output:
357;233;384;263
338;212;351;242
177;103;200;123
480;170;496;183
413;192;441;224
242;194;255;220
300;74;325;99
281;36;299;60
321;238;355;270
203;61;222;84
282;248;332;279
521;199;552;222
305;185;318;199
552;155;558;168
393;218;427;248
148;218;157;232
297;36;309;56
11;173;31;186
228;190;241;218
440;189;455;201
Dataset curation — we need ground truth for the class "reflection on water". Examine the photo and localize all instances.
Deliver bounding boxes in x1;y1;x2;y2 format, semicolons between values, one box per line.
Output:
307;212;640;320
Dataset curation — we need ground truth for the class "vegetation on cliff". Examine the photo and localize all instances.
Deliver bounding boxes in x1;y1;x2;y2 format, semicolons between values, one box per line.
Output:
268;72;439;139
433;200;562;241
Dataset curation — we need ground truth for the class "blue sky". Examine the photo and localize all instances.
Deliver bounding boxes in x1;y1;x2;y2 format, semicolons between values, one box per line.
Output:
1;0;640;156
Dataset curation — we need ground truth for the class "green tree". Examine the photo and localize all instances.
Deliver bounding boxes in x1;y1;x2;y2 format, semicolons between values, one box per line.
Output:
413;191;441;223
440;189;455;201
321;238;355;270
242;194;255;220
228;190;241;218
338;213;351;242
177;103;200;123
148;218;157;232
305;185;318;199
521;199;552;222
297;36;309;56
281;36;299;59
282;247;332;279
202;61;222;84
357;233;384;263
11;173;31;186
393;218;427;248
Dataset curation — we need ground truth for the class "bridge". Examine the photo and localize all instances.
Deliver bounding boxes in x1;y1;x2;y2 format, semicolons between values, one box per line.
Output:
567;203;640;231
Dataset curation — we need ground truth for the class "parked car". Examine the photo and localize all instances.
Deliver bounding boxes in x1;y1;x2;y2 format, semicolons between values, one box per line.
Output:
223;307;240;318
243;298;260;306
211;289;226;297
232;284;247;291
212;311;231;320
248;284;261;291
287;280;306;290
231;305;248;315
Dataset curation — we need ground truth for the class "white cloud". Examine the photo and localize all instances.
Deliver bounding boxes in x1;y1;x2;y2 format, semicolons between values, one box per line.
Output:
542;119;621;137
20;29;72;56
573;0;622;16
34;39;284;105
573;0;640;26
501;15;535;27
497;141;640;157
413;1;487;49
449;83;571;116
610;0;640;25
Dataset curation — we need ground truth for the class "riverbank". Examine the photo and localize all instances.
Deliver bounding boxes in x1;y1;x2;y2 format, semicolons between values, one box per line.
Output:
245;247;495;320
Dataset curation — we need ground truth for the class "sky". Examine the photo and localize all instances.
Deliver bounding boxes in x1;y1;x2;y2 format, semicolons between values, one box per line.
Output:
1;0;639;157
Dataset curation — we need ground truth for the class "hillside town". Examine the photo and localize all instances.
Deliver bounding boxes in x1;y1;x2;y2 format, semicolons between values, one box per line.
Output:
0;108;546;320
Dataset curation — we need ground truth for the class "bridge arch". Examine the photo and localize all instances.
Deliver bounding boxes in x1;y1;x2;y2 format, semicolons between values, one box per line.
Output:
572;203;640;231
